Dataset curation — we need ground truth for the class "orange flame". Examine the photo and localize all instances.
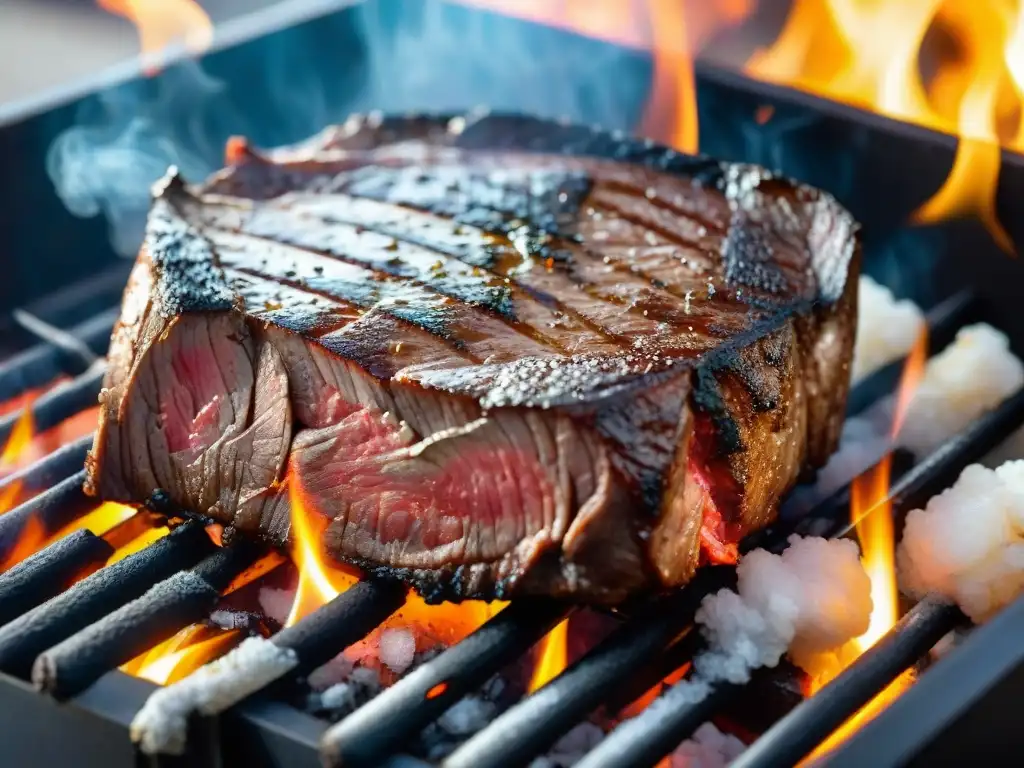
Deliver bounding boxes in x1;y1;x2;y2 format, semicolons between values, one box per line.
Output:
49;502;138;544
804;328;929;754
746;0;1022;252
528;618;569;693
0;410;35;473
97;0;213;71
639;0;698;153
284;470;360;627
129;625;241;685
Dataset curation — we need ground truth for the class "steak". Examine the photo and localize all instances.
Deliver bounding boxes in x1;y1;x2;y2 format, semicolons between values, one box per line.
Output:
86;112;860;604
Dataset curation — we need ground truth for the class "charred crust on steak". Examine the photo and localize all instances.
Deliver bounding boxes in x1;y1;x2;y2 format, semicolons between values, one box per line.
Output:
146;171;236;316
88;112;861;603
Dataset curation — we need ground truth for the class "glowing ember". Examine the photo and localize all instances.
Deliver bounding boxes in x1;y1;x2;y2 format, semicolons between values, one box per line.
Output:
528;618;569;693
106;524;171;567
97;0;213;72
224;551;288;596
130;625;242;685
49;502;137;543
0;405;99;483
284;469;360;627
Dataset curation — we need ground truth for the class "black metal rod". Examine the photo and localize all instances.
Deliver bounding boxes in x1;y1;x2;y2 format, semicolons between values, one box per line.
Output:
32;544;259;700
271;579;406;675
320;599;570;768
0;364;105;447
0;470;95;562
840;386;1024;540
729;598;963;768
0;433;93;499
846;289;978;416
0;308;116;404
0;529;114;626
0;520;214;678
440;567;735;768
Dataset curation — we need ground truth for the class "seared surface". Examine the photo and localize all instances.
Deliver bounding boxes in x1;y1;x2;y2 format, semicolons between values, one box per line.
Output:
87;113;860;603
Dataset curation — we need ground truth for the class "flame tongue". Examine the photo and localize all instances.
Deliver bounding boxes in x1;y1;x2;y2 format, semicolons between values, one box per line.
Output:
97;0;213;71
285;470;359;627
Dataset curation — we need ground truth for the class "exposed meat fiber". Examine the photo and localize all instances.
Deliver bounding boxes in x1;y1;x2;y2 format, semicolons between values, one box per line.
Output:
86;112;860;603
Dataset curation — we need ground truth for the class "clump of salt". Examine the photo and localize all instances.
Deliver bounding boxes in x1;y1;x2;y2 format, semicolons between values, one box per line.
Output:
897;324;1024;458
852;275;925;383
599;536;872;763
697;535;873;678
898;460;1024;622
378;627;417;674
528;722;605;768
670;722;747;768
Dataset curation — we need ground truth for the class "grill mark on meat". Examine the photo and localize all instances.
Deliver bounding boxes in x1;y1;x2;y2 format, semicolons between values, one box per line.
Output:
209;231;558;364
236;193;625;348
202;217;601;358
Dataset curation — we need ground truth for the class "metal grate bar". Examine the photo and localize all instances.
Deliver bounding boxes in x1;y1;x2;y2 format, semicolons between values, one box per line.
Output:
0;364;105;447
0;470;95;562
271;580;407;677
440;568;735;768
0;529;114;627
730;598;963;768
33;542;263;700
0;308;117;404
320;599;570;768
824;592;1024;767
0;521;215;678
571;387;1024;766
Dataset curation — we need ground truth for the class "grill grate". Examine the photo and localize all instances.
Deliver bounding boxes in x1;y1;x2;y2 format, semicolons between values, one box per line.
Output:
0;281;1019;768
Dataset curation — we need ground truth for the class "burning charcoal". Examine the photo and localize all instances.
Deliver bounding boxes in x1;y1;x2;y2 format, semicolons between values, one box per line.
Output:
716;661;805;735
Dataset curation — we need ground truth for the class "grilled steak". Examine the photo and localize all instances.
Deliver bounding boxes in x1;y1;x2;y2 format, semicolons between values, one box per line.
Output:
86;113;860;603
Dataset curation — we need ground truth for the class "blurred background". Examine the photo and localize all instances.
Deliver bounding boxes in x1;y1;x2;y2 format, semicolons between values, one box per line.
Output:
0;0;281;103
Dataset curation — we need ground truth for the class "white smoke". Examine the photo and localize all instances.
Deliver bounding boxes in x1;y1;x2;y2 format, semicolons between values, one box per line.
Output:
46;63;221;256
45;0;650;257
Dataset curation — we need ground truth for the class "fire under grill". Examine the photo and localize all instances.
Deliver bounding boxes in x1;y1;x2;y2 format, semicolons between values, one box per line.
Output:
0;271;1021;768
5;2;1024;768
